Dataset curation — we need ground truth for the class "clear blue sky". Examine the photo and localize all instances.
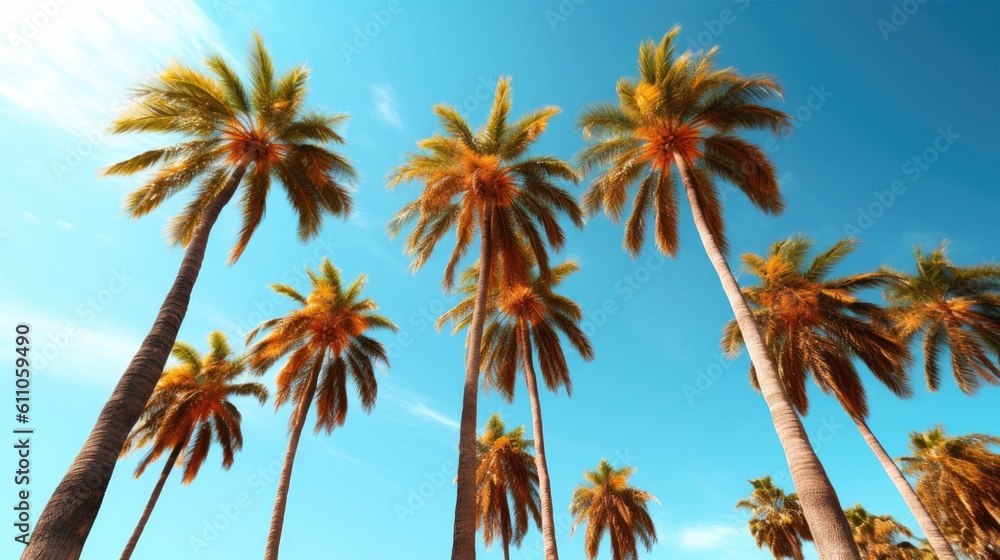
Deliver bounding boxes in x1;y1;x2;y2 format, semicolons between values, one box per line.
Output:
2;1;998;559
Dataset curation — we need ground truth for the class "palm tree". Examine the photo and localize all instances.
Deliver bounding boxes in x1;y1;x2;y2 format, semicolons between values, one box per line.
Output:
118;332;267;559
440;258;594;559
883;243;1000;395
575;27;858;557
476;414;542;560
387;77;581;560
569;459;657;560
721;236;957;559
245;259;396;560
844;504;925;559
900;426;1000;558
26;33;355;559
736;475;813;560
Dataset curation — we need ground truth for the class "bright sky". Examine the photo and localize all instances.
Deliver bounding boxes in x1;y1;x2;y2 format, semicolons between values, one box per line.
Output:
2;1;999;559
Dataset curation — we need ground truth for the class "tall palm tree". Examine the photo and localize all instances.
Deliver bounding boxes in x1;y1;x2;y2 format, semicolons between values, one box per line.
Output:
900;426;1000;558
246;259;396;560
721;236;957;559
440;258;594;560
569;459;657;560
26;33;355;559
844;504;924;560
476;414;542;560
575;27;858;557
118;332;267;560
736;475;813;560
883;243;1000;395
387;77;582;560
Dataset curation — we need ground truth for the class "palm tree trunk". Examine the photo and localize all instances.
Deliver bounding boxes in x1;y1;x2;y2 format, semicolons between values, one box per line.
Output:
850;415;958;559
451;208;495;560
119;443;183;560
503;540;511;560
518;323;559;560
264;355;322;560
23;163;249;560
673;154;859;560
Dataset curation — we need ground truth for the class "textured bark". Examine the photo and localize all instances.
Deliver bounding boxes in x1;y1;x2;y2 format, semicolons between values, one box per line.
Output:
451;208;495;560
518;324;559;560
851;416;958;559
674;155;860;560
23;163;248;560
264;356;322;560
119;444;183;560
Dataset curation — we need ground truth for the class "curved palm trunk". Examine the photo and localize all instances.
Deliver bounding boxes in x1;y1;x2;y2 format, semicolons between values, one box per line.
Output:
24;163;248;560
502;540;511;560
119;444;183;560
264;356;322;560
673;155;859;560
518;324;559;560
452;208;495;560
849;415;957;559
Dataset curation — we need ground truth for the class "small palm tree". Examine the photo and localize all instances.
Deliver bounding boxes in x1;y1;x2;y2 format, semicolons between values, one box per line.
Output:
736;476;812;560
118;332;267;559
844;504;923;559
883;243;1000;394
721;236;957;559
900;426;1000;557
27;33;355;558
576;27;858;557
387;77;581;560
570;459;657;560
246;259;397;560
440;258;594;559
476;414;542;560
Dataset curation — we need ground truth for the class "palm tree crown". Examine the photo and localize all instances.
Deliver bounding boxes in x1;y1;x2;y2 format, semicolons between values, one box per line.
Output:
736;475;813;560
476;414;542;559
883;243;1000;394
388;76;582;289
122;331;267;482
844;504;922;560
900;426;1000;556
721;236;912;420
103;31;356;262
577;26;790;257
570;459;657;560
439;258;594;398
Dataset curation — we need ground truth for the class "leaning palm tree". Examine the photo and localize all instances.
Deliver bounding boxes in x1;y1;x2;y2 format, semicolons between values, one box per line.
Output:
118;332;267;559
26;33;355;559
440;258;594;559
883;243;1000;395
736;475;813;560
576;27;858;557
476;414;542;560
900;426;1000;557
570;459;657;560
387;77;581;560
844;504;924;560
721;236;957;559
246;259;396;560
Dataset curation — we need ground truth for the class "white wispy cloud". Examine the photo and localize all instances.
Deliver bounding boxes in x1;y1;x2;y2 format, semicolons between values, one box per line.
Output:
382;385;459;430
57;221;75;230
0;0;225;135
660;521;769;559
22;212;37;223
371;85;403;130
